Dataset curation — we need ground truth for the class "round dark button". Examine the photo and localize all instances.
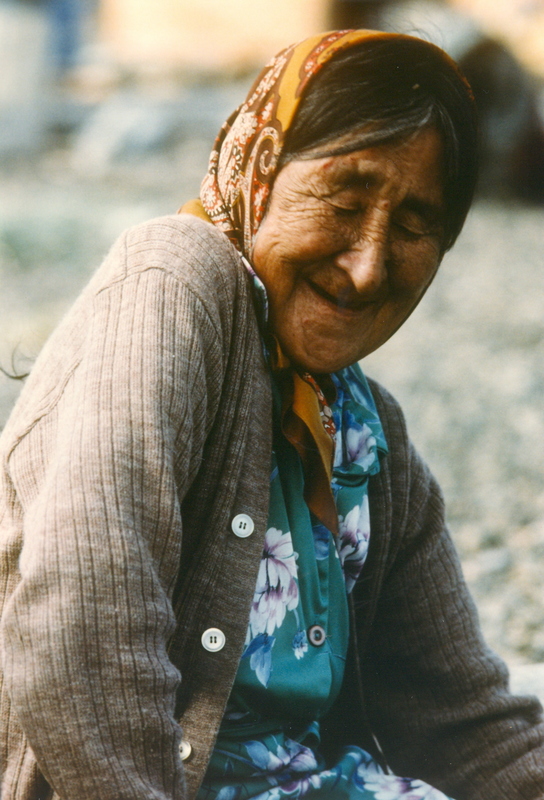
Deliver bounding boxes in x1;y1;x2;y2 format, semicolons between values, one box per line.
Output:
308;625;326;647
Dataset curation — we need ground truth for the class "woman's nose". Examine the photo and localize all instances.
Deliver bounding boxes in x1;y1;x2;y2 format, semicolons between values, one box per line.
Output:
335;231;389;296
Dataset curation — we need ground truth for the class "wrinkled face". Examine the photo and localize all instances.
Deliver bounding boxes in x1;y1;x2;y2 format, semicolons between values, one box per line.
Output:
251;126;445;373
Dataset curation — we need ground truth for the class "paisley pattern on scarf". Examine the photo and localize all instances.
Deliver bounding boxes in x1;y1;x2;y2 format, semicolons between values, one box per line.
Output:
199;29;401;257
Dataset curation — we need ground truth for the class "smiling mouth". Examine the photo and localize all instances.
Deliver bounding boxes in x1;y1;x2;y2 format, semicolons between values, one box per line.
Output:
306;279;370;312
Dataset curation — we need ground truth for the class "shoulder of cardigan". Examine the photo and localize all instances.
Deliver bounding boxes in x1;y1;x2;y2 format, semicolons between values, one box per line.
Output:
121;214;251;313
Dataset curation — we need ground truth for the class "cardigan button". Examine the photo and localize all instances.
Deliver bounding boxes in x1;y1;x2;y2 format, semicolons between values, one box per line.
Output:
308;625;326;647
201;627;226;652
179;739;192;761
231;513;255;538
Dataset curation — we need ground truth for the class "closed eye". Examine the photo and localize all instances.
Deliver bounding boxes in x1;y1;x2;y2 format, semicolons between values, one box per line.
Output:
392;219;432;239
321;189;365;217
394;198;444;240
331;204;361;217
392;209;439;239
323;197;363;217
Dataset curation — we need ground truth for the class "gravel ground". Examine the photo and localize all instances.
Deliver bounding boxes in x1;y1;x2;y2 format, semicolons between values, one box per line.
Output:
1;139;543;668
365;201;544;665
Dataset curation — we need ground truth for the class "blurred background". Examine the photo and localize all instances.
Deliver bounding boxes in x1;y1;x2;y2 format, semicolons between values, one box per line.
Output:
1;0;544;685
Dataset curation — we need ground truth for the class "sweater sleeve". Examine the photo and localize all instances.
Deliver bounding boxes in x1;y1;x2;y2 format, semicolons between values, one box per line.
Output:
0;221;232;799
363;391;544;800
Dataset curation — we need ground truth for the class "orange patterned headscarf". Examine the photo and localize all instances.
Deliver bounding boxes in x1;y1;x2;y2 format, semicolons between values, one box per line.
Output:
196;29;406;258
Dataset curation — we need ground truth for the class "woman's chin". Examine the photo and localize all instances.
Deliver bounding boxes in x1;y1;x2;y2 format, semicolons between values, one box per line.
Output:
283;340;361;375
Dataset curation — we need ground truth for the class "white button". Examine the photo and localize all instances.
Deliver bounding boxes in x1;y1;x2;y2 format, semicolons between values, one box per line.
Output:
201;627;226;652
179;739;192;761
231;513;254;538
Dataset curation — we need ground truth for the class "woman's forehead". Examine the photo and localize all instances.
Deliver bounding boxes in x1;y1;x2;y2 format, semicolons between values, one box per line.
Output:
290;128;445;200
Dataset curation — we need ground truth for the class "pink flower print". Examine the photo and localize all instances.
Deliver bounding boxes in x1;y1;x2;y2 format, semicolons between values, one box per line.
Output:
245;738;317;779
250;528;299;638
346;421;377;470
364;775;449;800
247;739;321;799
282;738;319;775
280;773;322;797
245;739;291;775
253;772;322;800
338;496;370;592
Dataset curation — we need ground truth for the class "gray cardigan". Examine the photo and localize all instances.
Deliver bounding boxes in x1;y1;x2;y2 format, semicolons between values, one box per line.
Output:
0;215;542;800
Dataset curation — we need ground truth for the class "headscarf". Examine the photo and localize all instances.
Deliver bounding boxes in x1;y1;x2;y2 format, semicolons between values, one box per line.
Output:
188;29;406;257
179;30;427;532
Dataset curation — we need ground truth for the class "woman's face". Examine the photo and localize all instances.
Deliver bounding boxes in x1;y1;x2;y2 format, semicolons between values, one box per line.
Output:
251;126;446;373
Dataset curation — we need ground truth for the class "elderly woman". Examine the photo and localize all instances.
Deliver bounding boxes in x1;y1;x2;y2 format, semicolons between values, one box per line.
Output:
0;29;543;800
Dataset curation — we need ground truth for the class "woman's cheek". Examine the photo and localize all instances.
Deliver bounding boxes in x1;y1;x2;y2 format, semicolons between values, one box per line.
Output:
293;221;350;259
389;241;441;291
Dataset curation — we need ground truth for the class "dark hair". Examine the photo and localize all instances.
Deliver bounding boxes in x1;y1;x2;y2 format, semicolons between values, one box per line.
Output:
281;36;478;252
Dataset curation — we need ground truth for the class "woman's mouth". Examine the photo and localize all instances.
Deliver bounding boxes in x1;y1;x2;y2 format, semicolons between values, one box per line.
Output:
306;278;371;312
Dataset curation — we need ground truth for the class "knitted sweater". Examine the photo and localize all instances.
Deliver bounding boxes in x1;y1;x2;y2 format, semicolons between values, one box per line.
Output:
0;215;542;800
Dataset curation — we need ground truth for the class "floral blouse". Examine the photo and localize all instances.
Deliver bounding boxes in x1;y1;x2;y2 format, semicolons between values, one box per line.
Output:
230;363;387;712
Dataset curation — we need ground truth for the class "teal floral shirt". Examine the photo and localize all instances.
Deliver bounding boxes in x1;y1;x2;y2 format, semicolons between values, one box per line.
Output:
227;363;388;721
